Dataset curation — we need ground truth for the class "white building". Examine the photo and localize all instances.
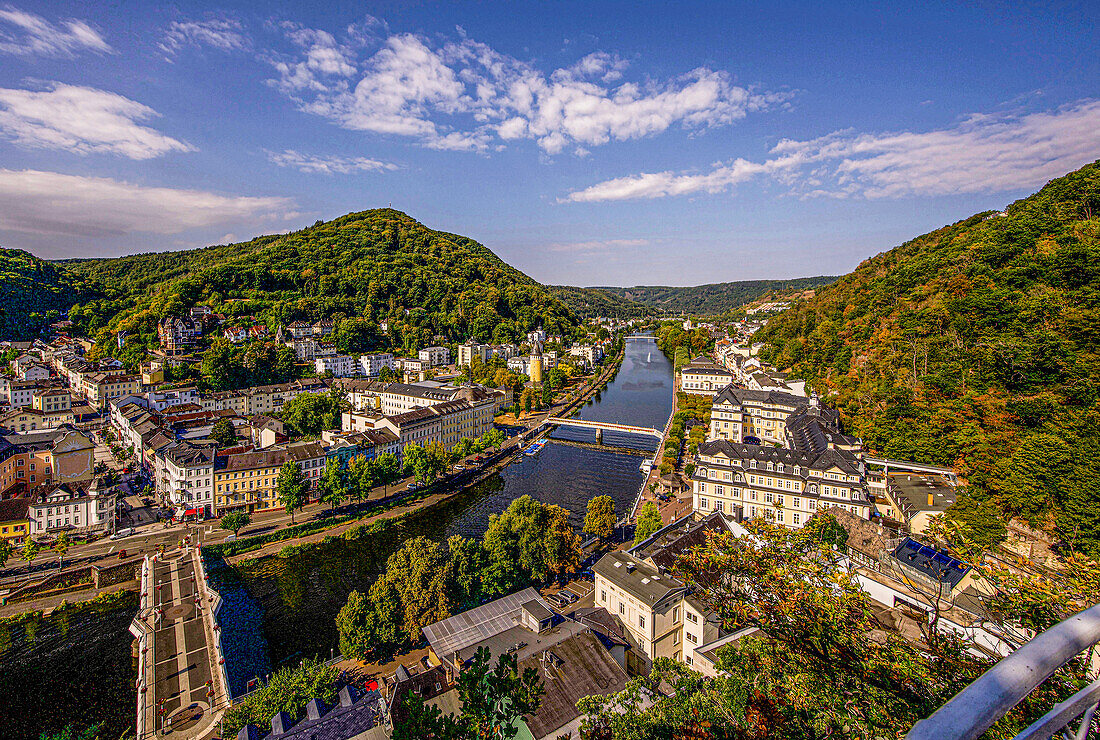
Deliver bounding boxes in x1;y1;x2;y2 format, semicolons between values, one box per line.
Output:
418;346;450;367
159;441;216;517
359;353;395;376
28;480;116;536
458;342;492;367
314;354;357;377
147;387;201;413
568;344;604;366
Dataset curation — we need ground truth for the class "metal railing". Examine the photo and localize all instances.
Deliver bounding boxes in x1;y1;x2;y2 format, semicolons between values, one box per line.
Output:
905;603;1100;740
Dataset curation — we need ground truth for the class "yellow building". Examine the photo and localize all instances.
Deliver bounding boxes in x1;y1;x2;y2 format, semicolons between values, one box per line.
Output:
0;496;32;545
214;449;289;514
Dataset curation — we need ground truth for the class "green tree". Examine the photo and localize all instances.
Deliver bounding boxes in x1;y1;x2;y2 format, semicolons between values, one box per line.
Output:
583;495;616;542
276;461;308;524
347;456;374;503
219;511;251;537
335;589;371;661
36;725;103;740
633;501;663;544
222;658;339;737
374;452;400;495
21;540;40;563
317;457;347;511
210;418;236;448
0;536;12;568
53;533;70;570
391;694;463;740
456;647;543;740
280;390;344;436
378;365;398;382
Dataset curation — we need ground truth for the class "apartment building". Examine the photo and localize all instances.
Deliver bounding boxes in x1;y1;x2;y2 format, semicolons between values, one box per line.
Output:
359;353;395;377
32;387;70;413
568;344;604;367
83;373;142;409
314;354;357;376
457;342;492;367
343;396;494;454
0;494;33;545
158;441;216;516
692;439;873;526
0;378;41;408
214;449;289;513
418;346;450;367
0;407;76;432
284;440;326;487
27;479;116;536
679;356;735;396
709;386;831;445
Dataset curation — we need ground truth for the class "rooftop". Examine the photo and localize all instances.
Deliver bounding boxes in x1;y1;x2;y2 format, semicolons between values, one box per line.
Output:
888;472;957;516
422;587;552;659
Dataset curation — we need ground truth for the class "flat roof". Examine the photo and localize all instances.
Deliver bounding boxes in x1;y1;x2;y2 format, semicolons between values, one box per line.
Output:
889;472;956;515
422;587;548;658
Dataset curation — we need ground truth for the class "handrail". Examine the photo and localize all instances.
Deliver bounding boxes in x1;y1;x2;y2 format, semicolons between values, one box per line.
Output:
904;603;1100;740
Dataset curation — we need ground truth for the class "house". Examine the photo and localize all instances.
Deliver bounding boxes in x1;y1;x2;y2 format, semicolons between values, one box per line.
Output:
593;511;749;673
81;373;141;409
223;326;249;343
680;356;734;396
32;387;71;414
0;406;76;433
283;440;326;487
27;478;116;536
881;472;958;535
157;316;203;355
0;493;35;545
14;362;50;382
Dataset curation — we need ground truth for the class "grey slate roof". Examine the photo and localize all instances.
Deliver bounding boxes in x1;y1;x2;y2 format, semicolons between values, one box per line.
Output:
235;685;387;740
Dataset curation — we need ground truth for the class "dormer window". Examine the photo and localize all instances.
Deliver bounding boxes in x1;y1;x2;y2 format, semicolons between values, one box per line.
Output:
749;460;757;469
777;463;784;473
766;462;774;471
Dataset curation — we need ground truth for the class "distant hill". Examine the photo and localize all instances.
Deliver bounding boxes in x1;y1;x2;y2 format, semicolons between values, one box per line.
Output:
757;160;1100;555
548;285;655;318
0;248;85;339
592;277;839;315
61;209;579;354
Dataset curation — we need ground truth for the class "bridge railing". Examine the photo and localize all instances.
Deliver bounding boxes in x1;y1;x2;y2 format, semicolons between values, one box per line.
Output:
904;602;1100;740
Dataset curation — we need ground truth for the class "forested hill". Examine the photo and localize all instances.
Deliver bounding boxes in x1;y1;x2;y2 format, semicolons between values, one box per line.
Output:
61;209;579;354
757;160;1100;555
593;276;838;315
548;285;655;318
0;248;86;339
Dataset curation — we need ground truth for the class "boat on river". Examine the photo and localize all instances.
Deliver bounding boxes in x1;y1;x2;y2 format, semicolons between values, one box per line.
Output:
524;438;548;456
640;458;653;473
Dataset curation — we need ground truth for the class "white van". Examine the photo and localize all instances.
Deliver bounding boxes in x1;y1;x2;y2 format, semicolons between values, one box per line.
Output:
110;527;135;540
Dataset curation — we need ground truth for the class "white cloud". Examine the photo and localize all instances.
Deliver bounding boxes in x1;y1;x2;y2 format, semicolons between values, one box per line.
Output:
564;99;1100;202
266;149;398;174
0;83;193;159
549;238;649;252
160;18;248;54
0;169;293;238
269;25;781;154
0;5;111;56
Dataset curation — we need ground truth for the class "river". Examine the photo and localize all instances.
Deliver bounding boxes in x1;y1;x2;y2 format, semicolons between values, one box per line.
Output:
213;335;674;694
4;336;675;737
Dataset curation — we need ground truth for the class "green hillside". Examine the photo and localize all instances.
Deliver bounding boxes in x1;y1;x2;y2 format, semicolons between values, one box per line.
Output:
594;276;838;315
0;248;86;339
62;209;579;355
548;285;655;318
756;161;1100;554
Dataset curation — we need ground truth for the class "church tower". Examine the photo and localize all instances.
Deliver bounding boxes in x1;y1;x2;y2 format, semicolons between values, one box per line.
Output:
529;341;544;385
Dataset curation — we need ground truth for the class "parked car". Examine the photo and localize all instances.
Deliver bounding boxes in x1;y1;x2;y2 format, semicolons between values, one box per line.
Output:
110;527;135;540
559;590;579;604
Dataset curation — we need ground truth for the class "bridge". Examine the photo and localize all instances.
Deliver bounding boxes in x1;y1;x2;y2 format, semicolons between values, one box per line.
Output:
624;335;657;341
545;417;663;443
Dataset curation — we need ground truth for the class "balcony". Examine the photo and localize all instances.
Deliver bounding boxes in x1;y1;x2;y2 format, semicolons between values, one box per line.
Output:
904;603;1100;740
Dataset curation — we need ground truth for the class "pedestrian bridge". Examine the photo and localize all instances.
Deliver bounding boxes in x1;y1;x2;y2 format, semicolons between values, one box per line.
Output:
545;417;663;440
624;335;657;341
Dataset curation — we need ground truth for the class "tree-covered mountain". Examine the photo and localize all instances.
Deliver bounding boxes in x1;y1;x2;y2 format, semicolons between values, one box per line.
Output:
548;285;655;318
0;248;87;339
61;209;580;356
591;276;839;315
757;161;1100;555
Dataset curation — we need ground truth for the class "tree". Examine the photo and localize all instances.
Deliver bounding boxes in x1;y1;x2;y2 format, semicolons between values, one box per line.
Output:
0;536;12;568
378;365;398;382
36;725;103;740
479;428;505;452
335;589;371;661
374;453;400;495
21;540;40;563
456;647;543;740
222;658;339;738
347;456;374;504
317;457;347;511
219;511;251;537
584;495;616;542
392;694;463;740
276;461;308;524
53;533;70;570
280;390;343;436
633;501;663;544
210;418;237;448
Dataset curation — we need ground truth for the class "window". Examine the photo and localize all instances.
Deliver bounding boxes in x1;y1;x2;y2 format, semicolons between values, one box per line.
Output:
639;615;646;629
686;611;698;624
716;500;724;513
793;513;801;526
619;603;625;615
686;632;697;644
601;590;607;602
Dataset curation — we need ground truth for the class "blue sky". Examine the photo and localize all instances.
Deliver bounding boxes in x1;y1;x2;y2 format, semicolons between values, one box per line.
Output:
0;1;1097;286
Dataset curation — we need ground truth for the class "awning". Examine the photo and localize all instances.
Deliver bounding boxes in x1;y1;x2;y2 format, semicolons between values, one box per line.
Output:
184;508;198;516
